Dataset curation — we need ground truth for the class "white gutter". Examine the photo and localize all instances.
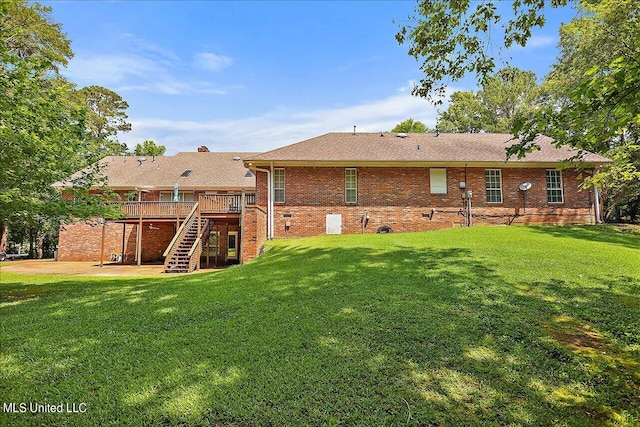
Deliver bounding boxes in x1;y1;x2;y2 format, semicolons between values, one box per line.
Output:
254;167;274;239
594;185;602;224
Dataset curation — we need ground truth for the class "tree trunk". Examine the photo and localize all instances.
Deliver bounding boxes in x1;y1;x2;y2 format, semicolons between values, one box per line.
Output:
0;222;7;253
29;228;35;258
37;233;45;259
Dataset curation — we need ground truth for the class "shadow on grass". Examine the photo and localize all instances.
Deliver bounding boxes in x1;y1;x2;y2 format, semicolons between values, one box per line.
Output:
528;224;640;250
1;238;639;425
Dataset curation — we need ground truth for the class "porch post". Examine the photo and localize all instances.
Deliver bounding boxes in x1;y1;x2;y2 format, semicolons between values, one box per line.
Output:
121;223;126;264
100;219;105;267
137;192;143;267
137;212;142;267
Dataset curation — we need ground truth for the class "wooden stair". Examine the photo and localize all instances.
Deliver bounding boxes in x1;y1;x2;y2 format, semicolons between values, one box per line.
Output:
163;204;210;273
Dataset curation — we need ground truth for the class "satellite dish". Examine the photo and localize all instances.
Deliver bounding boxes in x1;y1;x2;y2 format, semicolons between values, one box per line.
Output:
519;182;532;191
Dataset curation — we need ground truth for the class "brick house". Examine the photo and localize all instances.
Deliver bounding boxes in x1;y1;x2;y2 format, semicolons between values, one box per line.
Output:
57;150;257;271
240;132;611;262
57;132;611;270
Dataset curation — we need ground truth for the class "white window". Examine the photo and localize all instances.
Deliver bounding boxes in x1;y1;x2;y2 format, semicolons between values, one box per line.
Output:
273;168;285;203
160;191;195;202
485;169;503;203
430;168;447;194
546;170;564;203
345;168;357;203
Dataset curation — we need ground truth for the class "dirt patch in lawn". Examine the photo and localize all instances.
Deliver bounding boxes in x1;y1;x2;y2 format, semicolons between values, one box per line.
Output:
0;259;216;277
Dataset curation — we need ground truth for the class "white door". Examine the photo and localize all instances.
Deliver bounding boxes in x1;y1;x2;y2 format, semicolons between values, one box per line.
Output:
326;214;342;235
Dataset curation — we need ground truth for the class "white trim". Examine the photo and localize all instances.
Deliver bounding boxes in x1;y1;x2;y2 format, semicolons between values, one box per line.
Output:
546;169;564;204
345;168;357;204
429;168;447;194
273;168;285;204
485;169;503;204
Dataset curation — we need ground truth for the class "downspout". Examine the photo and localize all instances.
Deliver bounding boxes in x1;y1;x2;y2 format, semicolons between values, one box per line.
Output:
254;167;273;239
594;185;602;224
269;162;275;239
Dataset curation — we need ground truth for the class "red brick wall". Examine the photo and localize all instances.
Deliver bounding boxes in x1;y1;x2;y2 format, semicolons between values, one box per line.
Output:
253;166;596;240
140;223;175;261
58;220;175;262
58;220;129;262
241;205;268;263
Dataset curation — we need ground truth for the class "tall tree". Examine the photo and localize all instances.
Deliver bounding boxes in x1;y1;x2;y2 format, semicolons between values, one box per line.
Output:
74;85;132;163
399;0;639;222
438;67;540;133
437;92;485;133
396;0;568;102
0;1;119;255
391;118;430;133
511;0;640;221
134;140;166;156
1;0;72;70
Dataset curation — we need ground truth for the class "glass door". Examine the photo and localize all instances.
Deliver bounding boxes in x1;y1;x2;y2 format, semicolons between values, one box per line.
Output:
227;231;238;261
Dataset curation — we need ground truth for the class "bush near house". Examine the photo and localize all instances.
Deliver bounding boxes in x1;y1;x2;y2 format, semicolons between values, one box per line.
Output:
0;226;638;426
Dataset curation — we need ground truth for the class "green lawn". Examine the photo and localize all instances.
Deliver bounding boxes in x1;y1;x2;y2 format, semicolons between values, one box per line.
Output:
1;226;639;426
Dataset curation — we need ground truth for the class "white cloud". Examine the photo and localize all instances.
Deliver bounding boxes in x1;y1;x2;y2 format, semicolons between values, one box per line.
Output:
194;52;233;71
121;89;450;154
63;33;236;95
120;33;180;63
510;35;557;50
527;35;557;48
64;54;161;86
65;52;233;95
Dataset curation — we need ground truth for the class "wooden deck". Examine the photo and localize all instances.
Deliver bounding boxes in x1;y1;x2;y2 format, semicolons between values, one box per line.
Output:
115;194;255;219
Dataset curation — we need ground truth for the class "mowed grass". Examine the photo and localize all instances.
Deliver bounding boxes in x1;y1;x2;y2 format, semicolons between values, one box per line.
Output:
0;226;639;426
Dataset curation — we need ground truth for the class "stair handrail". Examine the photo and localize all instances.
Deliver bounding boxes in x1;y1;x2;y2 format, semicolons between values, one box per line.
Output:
186;219;211;258
162;202;198;271
186;219;210;271
163;202;199;258
188;239;203;273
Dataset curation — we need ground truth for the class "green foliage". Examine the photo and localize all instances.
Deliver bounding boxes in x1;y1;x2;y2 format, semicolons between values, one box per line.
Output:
74;85;132;163
544;0;639;101
1;227;639;425
438;67;540;133
396;0;568;101
512;0;640;221
0;0;130;254
399;0;638;222
390;118;430;133
134;140;166;157
437;91;485;133
0;0;73;72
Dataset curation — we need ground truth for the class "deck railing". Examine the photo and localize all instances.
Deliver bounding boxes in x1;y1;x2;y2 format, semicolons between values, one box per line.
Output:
119;201;196;218
115;194;255;219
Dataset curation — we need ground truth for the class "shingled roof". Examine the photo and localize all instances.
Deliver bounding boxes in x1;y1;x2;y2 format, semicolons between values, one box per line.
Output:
244;133;611;166
57;152;258;190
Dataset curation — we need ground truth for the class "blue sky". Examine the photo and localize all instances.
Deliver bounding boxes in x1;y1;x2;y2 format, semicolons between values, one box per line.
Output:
46;1;577;155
